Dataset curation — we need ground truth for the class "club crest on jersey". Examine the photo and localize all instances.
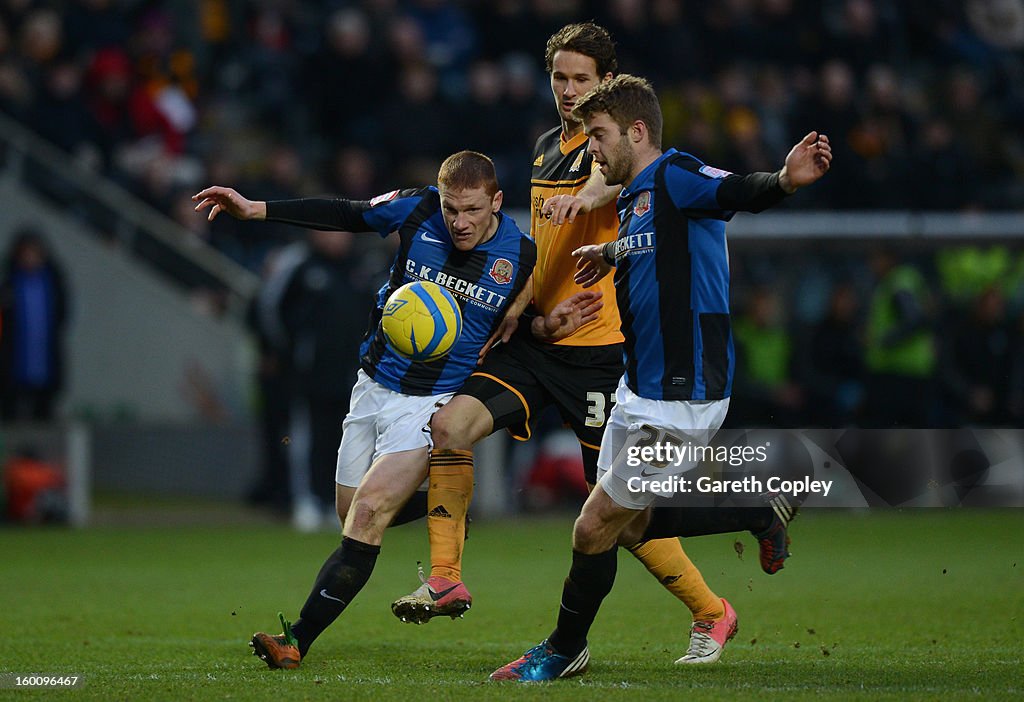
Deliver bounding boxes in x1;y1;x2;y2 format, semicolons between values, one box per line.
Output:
633;191;652;217
370;189;400;206
569;149;585;173
489;258;513;285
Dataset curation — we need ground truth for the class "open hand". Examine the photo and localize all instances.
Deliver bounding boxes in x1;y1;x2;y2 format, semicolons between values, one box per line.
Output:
779;132;832;192
192;186;266;222
532;290;604;341
542;195;588;225
572;244;614;288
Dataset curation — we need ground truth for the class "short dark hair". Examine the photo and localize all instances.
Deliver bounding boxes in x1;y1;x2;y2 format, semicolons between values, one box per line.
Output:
437;150;499;196
572;74;663;149
544;22;617;78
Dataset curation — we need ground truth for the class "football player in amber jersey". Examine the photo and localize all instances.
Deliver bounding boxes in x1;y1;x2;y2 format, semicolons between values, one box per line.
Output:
393;26;791;666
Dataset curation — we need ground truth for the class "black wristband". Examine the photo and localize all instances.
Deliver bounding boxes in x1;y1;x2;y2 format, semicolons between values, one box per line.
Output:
602;241;617;266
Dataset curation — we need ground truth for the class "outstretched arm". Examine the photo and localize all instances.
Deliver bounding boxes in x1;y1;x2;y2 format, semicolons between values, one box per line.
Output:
715;132;832;213
194;187;373;232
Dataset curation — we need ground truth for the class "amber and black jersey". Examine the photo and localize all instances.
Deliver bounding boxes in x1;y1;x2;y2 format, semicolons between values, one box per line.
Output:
530;126;622;347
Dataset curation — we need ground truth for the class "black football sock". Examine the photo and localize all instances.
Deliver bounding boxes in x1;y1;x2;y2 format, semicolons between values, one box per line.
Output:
548;547;617;658
388;490;428;527
290;537;380;657
642;506;773;541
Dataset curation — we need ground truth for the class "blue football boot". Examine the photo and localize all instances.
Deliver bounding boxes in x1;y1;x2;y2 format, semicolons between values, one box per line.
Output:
489;640;589;682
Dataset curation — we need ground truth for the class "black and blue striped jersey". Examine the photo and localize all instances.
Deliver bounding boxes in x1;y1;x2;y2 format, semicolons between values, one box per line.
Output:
611;149;742;402
265;187;536;396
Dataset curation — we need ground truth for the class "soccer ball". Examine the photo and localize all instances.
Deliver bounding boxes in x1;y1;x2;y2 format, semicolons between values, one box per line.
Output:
381;281;463;362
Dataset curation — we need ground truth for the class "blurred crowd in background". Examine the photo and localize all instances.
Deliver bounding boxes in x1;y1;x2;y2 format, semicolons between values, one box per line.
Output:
2;1;1023;420
1;0;1023;519
1;0;1023;268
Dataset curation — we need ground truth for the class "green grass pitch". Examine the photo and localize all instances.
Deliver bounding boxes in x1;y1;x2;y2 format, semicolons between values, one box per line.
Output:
2;510;1021;700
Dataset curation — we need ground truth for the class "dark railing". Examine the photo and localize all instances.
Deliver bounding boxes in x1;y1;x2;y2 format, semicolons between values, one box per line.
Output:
0;111;258;316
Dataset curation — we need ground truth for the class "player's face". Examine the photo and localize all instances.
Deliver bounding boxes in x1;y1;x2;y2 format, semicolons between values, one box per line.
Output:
439;185;503;251
584;112;635;186
550;51;609;127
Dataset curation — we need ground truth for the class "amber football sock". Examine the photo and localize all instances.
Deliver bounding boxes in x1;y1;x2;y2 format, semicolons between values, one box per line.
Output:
627;537;724;621
426;449;474;582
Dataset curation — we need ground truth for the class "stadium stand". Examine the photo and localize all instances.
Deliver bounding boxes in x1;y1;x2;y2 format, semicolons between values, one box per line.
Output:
1;0;1022;430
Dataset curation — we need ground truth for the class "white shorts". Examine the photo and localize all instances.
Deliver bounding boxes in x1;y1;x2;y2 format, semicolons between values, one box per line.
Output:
596;377;730;510
335;370;454;488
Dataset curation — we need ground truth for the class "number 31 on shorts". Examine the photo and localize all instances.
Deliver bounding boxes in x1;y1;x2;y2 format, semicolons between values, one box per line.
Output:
585;391;615;428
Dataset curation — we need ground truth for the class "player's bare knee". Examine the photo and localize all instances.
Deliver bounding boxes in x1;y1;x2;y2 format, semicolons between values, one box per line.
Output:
430;408;473;450
572;512;611;553
348;495;388;538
